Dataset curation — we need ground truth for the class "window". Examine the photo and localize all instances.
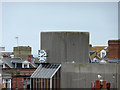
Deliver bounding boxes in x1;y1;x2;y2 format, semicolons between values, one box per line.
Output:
24;64;27;68
2;79;11;88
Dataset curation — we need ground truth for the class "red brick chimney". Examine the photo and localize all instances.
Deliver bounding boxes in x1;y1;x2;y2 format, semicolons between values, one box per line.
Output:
108;40;120;60
28;55;33;62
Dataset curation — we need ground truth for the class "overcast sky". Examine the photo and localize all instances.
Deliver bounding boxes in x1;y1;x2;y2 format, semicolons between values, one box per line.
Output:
2;2;118;55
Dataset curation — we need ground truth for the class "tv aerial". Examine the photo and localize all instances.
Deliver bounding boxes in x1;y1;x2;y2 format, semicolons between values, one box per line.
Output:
15;36;19;46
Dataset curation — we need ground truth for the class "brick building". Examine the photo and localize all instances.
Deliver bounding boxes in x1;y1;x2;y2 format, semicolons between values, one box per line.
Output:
2;68;36;89
14;46;31;60
108;40;120;60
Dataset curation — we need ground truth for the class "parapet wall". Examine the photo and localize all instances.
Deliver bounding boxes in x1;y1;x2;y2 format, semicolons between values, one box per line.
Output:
61;63;120;89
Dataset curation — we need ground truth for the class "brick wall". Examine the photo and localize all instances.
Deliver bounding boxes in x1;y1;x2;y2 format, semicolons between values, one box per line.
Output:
2;68;36;76
108;40;120;60
2;68;36;89
12;77;30;89
12;77;24;88
19;68;36;75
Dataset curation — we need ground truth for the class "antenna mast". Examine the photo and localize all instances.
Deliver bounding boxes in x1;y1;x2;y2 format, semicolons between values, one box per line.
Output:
15;37;19;46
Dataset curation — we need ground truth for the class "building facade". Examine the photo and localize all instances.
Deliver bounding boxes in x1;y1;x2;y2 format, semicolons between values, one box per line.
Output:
2;68;36;89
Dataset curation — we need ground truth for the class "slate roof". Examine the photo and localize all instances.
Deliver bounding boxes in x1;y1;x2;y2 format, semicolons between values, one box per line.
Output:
2;58;22;68
2;57;35;68
11;60;30;63
31;63;61;79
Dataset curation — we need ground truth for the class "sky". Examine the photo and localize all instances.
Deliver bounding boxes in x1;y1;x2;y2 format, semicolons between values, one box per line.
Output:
2;2;118;55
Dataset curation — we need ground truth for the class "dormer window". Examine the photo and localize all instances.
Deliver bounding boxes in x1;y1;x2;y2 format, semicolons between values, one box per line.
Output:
22;61;30;68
